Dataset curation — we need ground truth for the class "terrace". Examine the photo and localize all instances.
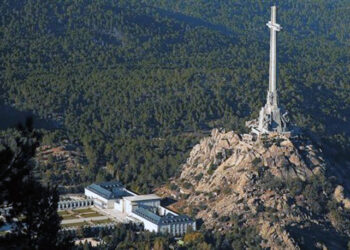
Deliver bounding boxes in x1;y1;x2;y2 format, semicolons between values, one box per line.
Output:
60;207;114;228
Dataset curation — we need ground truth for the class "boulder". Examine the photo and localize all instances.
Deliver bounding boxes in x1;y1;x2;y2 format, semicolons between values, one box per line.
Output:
334;185;345;203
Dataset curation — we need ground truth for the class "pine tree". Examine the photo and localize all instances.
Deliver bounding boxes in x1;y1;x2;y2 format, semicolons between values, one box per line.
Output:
0;119;73;249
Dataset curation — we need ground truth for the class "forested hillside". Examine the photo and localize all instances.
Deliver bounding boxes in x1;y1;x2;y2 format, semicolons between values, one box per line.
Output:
1;0;350;192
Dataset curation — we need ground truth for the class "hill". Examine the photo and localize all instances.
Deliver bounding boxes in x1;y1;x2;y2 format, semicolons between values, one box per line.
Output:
0;0;350;192
158;129;350;249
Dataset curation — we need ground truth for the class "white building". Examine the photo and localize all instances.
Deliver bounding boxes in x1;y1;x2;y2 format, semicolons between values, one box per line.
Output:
84;181;195;235
85;181;135;209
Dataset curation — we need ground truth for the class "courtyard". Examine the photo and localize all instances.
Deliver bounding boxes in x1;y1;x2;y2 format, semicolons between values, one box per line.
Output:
60;207;115;228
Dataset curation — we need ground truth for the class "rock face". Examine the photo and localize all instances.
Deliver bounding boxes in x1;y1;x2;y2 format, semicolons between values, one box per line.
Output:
161;129;350;249
334;185;350;209
181;129;324;194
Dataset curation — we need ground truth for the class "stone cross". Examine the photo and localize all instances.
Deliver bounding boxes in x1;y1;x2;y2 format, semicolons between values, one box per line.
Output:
248;6;290;135
267;6;281;108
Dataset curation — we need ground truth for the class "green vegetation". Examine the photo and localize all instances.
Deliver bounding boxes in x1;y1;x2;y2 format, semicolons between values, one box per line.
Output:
72;208;95;214
183;182;193;189
262;173;350;229
1;2;349;248
73;222;261;250
194;173;203;182
170;183;178;191
92;219;114;225
207;164;218;175
60;208;103;220
61;222;88;228
0;120;72;248
0;0;350;193
58;210;70;216
61;214;78;220
80;212;103;218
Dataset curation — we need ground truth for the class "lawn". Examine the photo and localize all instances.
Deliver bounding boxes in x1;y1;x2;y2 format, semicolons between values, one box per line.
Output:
72;208;95;214
60;208;104;221
80;212;103;218
61;214;78;220
58;210;70;216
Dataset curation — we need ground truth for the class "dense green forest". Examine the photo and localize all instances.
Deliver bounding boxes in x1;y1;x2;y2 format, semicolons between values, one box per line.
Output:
0;0;349;192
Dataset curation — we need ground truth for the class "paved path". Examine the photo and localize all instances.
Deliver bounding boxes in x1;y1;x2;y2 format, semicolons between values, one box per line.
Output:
99;209;134;223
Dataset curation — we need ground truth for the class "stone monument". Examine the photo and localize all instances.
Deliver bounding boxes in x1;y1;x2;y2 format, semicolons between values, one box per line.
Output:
247;6;290;136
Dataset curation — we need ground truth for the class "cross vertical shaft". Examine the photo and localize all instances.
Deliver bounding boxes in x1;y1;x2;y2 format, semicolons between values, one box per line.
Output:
267;6;281;107
269;7;277;96
246;5;290;135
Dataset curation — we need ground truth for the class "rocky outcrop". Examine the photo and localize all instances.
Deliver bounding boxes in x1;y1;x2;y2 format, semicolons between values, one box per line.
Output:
159;129;350;249
180;129;325;194
334;185;350;209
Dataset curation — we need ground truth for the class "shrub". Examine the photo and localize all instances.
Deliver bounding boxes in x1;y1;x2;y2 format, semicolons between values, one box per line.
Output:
183;182;193;189
261;173;285;191
190;207;200;217
199;203;207;210
219;215;230;222
207;164;217;175
181;193;190;199
184;232;204;244
223;187;232;195
252;158;261;167
194;173;203;181
216;152;224;160
287;179;304;196
326;199;338;211
170;183;178;191
225;149;234;158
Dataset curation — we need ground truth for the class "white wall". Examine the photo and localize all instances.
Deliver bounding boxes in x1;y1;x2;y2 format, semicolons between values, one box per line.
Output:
84;186;195;235
142;218;159;233
114;199;124;212
84;189;109;204
129;212;159;233
124;199;134;215
93;199;104;208
107;200;115;209
159;206;178;216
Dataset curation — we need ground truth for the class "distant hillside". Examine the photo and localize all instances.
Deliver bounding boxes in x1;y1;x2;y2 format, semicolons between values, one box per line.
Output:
0;0;350;191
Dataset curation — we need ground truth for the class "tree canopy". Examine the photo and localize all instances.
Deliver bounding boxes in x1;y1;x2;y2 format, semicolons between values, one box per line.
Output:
0;119;72;249
0;0;349;191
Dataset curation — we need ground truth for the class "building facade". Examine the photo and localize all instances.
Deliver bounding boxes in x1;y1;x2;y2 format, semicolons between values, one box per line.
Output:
84;181;195;235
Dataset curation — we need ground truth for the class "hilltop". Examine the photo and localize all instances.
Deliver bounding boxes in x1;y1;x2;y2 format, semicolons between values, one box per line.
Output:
158;129;350;249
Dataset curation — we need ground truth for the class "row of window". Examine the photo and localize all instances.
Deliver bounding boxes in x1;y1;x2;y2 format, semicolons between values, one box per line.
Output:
161;222;193;236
